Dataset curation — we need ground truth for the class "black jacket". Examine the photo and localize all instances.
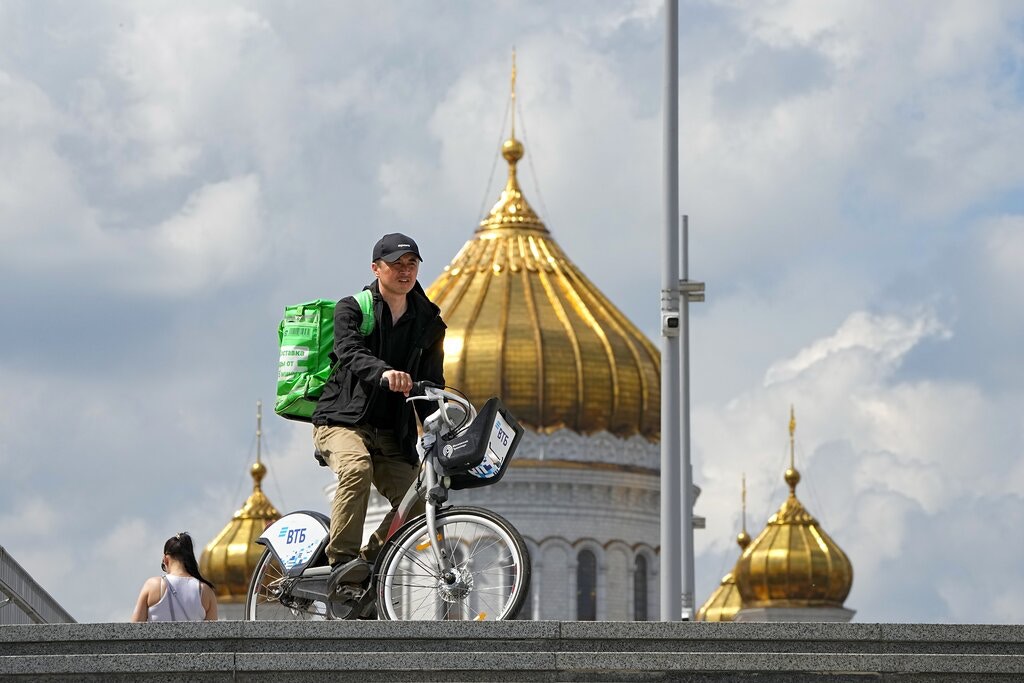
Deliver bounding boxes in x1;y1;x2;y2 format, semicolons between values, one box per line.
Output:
311;280;446;464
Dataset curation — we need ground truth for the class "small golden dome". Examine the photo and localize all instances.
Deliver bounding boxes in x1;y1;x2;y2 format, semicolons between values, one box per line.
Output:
200;464;280;602
200;404;281;603
697;478;753;622
734;409;853;609
696;528;753;622
426;133;660;439
695;569;742;622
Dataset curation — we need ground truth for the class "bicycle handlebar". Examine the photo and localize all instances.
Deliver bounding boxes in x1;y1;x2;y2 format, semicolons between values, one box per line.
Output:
378;376;443;395
376;376;474;436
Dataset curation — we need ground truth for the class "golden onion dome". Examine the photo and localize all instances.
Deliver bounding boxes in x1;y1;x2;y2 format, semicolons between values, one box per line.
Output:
425;133;660;440
200;403;280;603
735;409;853;609
695;532;753;622
695;569;739;622
697;477;753;622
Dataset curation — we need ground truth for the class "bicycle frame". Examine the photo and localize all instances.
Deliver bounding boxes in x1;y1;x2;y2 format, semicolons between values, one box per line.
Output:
381;386;477;576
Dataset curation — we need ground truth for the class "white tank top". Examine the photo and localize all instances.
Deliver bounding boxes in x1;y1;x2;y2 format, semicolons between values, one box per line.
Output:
148;575;206;622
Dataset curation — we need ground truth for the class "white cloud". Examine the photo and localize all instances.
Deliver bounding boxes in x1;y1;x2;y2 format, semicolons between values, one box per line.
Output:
591;0;661;34
0;70;104;262
981;215;1024;291
306;71;375;117
79;517;161;623
377;157;435;220
134;174;268;293
0;69;62;134
929;492;1024;623
764;310;950;385
675;0;1024;289
0;498;74;610
852;448;946;508
105;3;275;183
840;490;917;578
0;497;60;539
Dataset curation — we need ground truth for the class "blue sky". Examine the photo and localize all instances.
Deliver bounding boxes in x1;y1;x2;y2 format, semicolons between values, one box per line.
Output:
1;0;1022;623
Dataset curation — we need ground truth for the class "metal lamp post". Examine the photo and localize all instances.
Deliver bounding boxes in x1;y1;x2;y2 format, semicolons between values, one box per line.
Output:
660;0;705;621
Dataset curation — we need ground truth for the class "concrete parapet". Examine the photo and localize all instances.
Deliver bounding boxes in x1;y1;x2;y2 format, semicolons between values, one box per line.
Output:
1;621;1023;681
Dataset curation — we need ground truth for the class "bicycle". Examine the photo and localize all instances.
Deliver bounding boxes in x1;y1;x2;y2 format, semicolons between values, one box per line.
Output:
244;381;531;621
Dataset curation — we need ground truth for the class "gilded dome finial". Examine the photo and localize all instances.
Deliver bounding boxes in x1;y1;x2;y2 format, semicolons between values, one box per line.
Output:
503;48;524;165
737;474;751;549
251;461;266;490
510;47;517;140
256;400;263;462
478;51;545;234
785;405;800;492
788;405;795;466
502;137;525;165
251;400;266;490
199;400;282;603
697;473;752;621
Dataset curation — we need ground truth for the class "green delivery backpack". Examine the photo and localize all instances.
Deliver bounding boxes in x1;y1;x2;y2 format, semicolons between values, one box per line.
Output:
275;290;375;422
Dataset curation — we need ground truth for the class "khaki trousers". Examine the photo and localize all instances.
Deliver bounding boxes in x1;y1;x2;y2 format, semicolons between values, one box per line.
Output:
312;424;423;566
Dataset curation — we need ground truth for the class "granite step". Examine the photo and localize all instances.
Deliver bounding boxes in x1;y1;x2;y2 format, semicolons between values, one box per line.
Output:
1;621;1022;682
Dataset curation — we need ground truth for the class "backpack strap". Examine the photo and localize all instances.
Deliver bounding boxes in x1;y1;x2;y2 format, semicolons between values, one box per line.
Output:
162;576;179;621
354;289;375;336
306;291;372;401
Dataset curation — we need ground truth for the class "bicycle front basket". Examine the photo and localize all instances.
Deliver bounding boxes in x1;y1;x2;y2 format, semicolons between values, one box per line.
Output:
441;397;524;490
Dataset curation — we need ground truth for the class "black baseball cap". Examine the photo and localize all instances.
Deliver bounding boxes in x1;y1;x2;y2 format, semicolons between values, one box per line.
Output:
372;233;422;263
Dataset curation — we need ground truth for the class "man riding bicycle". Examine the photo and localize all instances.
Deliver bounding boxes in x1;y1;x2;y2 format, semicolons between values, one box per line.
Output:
311;233;446;589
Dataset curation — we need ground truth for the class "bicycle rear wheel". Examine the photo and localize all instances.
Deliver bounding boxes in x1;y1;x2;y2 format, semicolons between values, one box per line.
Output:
245;547;328;620
375;506;530;621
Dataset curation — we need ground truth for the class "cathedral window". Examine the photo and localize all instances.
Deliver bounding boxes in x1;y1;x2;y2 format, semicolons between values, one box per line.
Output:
634;554;649;621
576;549;597;621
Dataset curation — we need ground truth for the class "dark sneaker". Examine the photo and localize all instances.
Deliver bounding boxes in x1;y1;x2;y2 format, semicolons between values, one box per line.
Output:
327;557;370;593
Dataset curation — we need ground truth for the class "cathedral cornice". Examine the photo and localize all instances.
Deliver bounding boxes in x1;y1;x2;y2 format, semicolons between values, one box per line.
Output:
512;458;658;477
517;427;660;470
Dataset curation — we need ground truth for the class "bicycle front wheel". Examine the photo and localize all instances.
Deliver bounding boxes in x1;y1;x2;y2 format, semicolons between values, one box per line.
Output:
245;547;328;621
376;506;530;621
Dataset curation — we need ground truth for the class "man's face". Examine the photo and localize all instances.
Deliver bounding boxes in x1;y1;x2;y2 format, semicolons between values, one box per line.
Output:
372;252;420;297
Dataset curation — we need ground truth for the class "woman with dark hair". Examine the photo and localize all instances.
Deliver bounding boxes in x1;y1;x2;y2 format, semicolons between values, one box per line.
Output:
130;532;218;621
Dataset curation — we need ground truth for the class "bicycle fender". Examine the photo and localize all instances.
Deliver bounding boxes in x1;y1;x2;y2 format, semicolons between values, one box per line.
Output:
257;511;330;576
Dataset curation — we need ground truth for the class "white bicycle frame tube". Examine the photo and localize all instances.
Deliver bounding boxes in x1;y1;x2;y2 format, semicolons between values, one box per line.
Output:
406;387;477;572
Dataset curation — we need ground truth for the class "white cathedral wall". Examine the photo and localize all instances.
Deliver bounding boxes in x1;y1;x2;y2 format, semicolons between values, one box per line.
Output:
540;540;573;620
605;541;632;621
523;539;541;620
